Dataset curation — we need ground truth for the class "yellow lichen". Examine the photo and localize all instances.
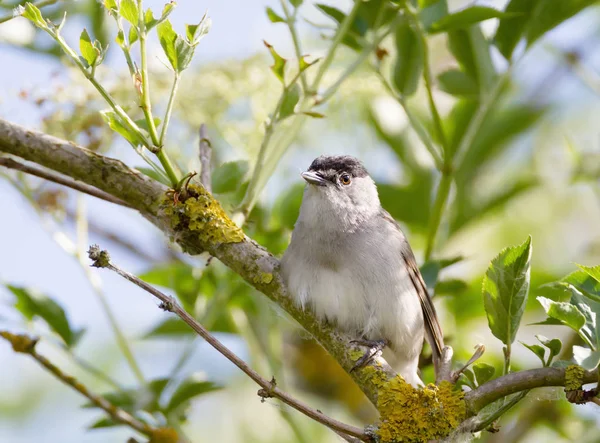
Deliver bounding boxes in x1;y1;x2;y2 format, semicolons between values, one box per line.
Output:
160;184;244;245
565;365;585;391
375;375;466;443
149;427;178;443
253;272;273;284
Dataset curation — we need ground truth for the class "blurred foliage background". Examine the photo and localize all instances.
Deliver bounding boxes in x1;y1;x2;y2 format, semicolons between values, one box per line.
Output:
1;0;600;442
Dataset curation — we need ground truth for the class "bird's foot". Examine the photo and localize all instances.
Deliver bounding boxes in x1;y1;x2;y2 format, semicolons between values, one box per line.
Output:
350;338;388;372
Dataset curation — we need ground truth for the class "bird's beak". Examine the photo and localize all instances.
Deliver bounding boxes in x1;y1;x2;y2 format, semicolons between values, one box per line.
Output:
301;171;326;186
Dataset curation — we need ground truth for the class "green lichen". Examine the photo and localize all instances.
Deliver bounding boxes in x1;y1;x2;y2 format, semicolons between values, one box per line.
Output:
565;365;585;391
371;372;466;443
159;184;244;246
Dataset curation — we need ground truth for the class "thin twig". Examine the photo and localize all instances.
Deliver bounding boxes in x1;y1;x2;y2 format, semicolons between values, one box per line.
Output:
88;246;370;442
280;0;308;92
0;331;160;438
198;123;212;192
0;156;132;208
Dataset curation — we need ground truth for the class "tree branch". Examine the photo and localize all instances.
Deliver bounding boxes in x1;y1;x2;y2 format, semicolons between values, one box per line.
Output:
0;117;397;407
0;331;174;440
465;366;599;413
0;156;131;208
87;246;369;442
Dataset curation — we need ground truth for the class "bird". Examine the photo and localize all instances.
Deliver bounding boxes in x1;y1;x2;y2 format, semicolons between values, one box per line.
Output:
280;155;444;386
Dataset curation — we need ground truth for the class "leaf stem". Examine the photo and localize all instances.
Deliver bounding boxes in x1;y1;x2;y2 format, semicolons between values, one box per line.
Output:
310;0;362;91
425;171;452;260
159;73;180;146
280;0;308;92
137;0;160;147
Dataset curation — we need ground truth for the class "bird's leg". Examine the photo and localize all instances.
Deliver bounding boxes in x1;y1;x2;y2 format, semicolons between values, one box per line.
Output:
349;338;388;372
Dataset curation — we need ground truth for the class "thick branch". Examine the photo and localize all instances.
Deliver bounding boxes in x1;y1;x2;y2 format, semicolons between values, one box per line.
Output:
465;366;599;413
0;118;396;406
88;246;368;441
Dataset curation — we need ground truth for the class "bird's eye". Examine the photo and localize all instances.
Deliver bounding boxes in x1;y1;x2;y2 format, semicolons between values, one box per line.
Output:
340;173;351;185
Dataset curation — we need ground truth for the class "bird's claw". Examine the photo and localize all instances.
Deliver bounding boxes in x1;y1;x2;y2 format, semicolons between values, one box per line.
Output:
350;339;388;372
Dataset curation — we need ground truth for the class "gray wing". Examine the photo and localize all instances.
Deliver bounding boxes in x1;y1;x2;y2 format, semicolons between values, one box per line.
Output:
381;210;444;368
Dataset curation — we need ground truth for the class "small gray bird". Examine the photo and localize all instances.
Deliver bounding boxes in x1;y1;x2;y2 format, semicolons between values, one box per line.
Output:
281;155;444;386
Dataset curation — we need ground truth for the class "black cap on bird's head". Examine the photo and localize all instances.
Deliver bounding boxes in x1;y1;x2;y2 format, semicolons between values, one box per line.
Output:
301;155;369;187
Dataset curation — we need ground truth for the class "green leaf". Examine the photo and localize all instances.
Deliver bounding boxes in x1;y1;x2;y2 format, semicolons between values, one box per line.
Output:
145;3;175;30
279;83;301;119
129;26;139;45
103;0;118;11
494;0;539;60
212;160;249;194
575;264;600;285
437;69;478;97
115;29;125;47
100;110;142;146
119;0;139;27
392;17;424;96
537;296;586;332
185;11;211;45
573;346;600;370
84;379;169;414
526;0;598;48
419;0;448;31
298;55;320;74
266;7;285;23
428;6;517;33
520;341;546;365
79;29;99;68
88;417;120;429
472;363;495;385
420;256;463;291
447;26;496;93
20;2;46;28
315;4;346;24
8;285;82;347
157;19;195;73
289;0;303;6
263;40;286;84
536;334;561;365
482;236;532;345
166;376;222;413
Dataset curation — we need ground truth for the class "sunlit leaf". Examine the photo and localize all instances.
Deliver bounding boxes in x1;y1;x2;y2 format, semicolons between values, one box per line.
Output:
266;7;285;23
392;17;423;96
575;264;600;285
79;29;99;68
263;40;286;83
447;26;496;93
185;11;211;45
119;0;139;27
136;166;171;186
100;110;142;146
157;19;195;72
537;296;586;333
482;236;532;345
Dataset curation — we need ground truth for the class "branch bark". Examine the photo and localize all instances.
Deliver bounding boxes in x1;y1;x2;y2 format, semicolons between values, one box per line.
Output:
465;366;599;413
0;117;396;406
